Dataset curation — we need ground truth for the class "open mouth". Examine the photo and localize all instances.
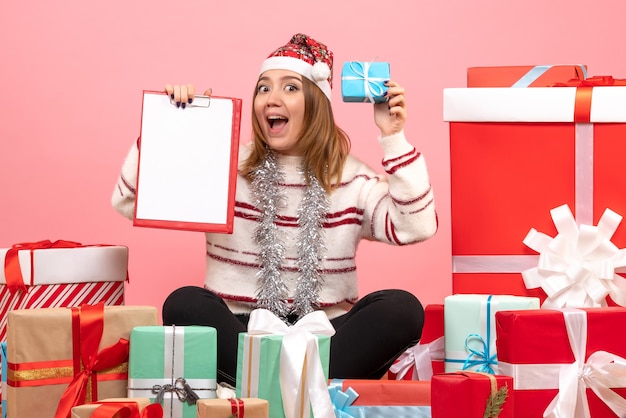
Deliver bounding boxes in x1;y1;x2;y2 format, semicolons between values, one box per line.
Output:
268;115;288;129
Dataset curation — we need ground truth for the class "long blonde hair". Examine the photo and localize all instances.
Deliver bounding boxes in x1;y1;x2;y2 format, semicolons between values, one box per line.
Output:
240;76;351;193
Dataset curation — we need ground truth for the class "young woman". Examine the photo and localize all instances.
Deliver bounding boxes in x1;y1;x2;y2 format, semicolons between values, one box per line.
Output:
112;33;437;386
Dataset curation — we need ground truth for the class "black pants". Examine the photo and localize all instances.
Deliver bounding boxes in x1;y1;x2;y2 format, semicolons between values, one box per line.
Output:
162;286;424;386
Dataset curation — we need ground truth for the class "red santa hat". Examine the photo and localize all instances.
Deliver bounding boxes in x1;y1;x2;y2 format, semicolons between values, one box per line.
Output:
259;33;333;101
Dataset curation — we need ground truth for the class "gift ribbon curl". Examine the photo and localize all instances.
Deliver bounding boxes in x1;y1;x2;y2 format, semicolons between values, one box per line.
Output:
247;308;336;418
389;336;444;380
462;333;497;374
342;62;387;103
522;204;626;308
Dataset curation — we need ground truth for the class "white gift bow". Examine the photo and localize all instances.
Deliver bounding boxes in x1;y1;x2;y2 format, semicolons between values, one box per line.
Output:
543;309;626;418
389;336;444;381
522;204;626;308
247;308;336;418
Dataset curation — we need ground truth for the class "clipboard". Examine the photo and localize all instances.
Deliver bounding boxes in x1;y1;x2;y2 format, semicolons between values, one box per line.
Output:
133;91;242;233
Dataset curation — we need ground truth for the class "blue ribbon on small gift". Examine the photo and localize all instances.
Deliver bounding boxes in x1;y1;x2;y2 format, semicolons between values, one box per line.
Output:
444;294;498;374
329;381;360;418
462;294;497;374
462;333;497;374
342;61;387;103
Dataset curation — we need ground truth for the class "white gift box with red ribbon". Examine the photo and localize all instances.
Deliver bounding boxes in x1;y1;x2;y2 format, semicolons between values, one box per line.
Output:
0;242;127;343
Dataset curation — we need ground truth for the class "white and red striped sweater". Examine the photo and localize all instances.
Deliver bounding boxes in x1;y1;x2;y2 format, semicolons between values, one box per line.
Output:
112;131;437;318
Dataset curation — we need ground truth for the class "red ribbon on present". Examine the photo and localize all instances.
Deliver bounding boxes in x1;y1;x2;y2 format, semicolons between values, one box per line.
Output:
3;240;129;294
90;401;164;418
54;302;131;418
553;76;626;123
3;240;84;293
230;398;246;418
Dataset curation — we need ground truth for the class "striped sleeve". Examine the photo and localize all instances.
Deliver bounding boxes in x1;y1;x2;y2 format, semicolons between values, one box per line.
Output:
111;139;140;221
367;131;437;245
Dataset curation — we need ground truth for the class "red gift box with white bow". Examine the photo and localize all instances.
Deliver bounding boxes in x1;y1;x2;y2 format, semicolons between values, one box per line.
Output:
444;77;626;303
496;307;626;417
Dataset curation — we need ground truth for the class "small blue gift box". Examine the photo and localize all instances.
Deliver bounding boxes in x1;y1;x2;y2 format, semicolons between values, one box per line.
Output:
341;61;390;103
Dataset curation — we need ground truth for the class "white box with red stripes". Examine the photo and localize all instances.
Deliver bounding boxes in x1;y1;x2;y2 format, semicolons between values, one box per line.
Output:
0;241;127;343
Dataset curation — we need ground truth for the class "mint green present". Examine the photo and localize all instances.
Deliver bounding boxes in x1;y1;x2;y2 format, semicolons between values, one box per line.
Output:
127;325;217;418
444;294;539;374
341;61;390;103
236;309;335;418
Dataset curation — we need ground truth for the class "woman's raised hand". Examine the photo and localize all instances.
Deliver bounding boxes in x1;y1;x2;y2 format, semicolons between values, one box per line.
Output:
373;80;406;137
164;84;212;108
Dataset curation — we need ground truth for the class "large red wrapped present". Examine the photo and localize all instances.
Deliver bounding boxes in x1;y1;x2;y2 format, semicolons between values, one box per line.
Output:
431;371;513;418
5;303;158;418
496;307;626;417
0;240;127;343
388;304;444;380
329;379;431;417
467;64;587;87
444;76;626;303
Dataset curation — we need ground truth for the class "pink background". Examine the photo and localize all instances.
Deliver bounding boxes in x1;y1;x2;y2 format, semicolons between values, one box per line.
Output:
2;0;625;321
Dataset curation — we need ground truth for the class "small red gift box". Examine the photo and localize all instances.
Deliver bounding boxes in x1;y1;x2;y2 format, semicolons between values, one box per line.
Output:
467;64;587;87
444;76;626;301
388;304;444;380
496;307;626;417
431;371;513;418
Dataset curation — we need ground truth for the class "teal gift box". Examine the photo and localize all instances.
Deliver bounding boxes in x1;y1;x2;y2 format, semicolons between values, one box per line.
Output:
341;61;390;103
236;309;334;418
127;325;217;418
444;294;539;374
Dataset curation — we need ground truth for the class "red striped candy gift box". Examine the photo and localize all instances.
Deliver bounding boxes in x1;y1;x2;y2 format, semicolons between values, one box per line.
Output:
0;241;128;343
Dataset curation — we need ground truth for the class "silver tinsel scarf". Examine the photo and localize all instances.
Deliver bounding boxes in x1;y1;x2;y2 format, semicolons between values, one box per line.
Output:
250;151;329;320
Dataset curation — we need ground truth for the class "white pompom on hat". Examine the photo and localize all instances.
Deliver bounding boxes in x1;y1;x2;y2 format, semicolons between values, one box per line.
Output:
259;33;334;101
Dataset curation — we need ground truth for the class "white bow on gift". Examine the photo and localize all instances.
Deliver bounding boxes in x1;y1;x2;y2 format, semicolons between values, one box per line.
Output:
544;309;626;418
522;204;626;308
247;309;336;418
388;337;444;381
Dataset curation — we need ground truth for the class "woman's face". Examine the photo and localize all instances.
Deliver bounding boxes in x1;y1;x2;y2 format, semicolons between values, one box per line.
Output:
254;69;305;156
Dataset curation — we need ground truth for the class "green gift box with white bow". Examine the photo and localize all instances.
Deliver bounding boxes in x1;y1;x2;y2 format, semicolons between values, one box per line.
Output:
127;325;217;418
236;309;335;418
341;61;390;103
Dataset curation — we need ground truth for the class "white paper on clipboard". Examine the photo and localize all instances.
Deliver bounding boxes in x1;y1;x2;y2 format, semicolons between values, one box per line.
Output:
134;91;242;233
